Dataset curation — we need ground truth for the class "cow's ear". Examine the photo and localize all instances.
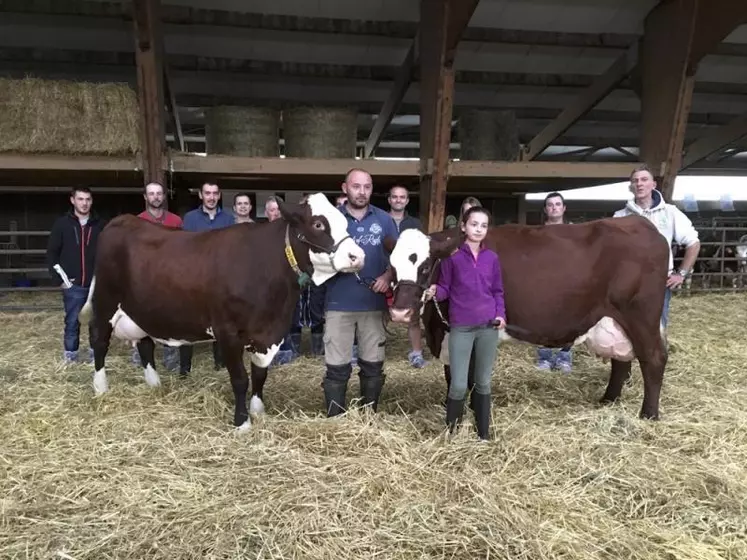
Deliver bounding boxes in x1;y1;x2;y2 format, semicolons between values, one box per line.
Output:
430;230;463;258
277;198;307;226
382;235;397;255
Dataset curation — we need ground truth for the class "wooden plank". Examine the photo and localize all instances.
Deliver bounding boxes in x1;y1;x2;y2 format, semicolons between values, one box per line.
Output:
0;153;140;171
681;112;747;169
132;0;166;186
449;160;641;179
522;44;638;161
170;154;419;176
163;66;185;152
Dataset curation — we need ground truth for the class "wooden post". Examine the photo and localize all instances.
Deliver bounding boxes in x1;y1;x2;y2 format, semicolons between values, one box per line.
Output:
419;0;479;232
132;0;166;187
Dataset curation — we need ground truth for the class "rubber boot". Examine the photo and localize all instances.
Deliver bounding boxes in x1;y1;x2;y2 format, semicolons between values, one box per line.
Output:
472;392;491;440
323;379;348;417
323;363;351;417
311;333;325;357
445;397;465;434
358;359;385;412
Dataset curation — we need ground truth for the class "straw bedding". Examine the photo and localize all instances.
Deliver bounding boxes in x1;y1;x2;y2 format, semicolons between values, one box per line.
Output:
0;293;745;559
0;77;139;156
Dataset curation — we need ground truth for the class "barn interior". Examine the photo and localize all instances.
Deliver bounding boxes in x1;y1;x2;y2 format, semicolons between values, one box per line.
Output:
1;0;747;290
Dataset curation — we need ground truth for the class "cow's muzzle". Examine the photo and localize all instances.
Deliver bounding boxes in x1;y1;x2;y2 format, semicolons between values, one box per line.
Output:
389;307;414;323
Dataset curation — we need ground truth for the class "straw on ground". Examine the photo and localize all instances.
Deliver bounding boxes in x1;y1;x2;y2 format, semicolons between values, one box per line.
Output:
0;293;745;559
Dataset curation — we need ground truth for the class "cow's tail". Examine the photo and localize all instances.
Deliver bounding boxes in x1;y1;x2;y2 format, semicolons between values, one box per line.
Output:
78;276;96;324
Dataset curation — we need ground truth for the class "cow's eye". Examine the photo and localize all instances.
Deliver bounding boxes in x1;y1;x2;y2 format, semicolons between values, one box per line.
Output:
313;220;325;230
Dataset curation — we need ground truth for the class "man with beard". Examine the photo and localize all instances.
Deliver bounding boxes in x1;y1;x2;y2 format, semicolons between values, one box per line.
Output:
46;186;106;364
180;181;234;374
386;185;427;369
131;182;183;370
321;168;399;416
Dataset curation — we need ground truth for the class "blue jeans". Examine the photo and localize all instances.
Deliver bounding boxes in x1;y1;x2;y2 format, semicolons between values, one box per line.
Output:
62;285;89;352
661;287;672;329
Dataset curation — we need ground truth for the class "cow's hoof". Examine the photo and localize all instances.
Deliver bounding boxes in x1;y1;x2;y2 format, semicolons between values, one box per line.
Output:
249;395;265;415
93;368;108;395
639;409;660;421
235;419;252;432
599;394;619;406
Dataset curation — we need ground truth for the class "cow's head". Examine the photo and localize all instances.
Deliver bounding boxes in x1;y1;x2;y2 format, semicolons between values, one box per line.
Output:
279;193;365;285
385;228;463;323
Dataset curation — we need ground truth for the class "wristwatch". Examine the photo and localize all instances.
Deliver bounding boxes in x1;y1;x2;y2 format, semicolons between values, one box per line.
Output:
676;268;690;277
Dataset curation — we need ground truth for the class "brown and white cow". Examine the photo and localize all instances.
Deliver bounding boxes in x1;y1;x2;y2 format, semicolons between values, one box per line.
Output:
386;215;671;420
78;193;365;430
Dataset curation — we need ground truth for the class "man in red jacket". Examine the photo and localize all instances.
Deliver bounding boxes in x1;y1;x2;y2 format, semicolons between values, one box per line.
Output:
131;181;183;370
46;186;106;364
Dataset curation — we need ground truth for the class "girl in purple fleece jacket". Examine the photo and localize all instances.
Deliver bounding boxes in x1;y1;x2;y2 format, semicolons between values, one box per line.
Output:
425;207;506;440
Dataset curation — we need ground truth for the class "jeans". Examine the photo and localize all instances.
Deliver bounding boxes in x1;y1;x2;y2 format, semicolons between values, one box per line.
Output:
447;325;499;400
62;285;90;352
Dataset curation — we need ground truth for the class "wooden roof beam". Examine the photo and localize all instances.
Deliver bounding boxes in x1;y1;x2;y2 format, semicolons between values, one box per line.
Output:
363;0;479;159
521;44;638;161
681;111;747;169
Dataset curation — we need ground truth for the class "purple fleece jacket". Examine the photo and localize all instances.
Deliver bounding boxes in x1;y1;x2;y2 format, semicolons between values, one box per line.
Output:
434;243;506;327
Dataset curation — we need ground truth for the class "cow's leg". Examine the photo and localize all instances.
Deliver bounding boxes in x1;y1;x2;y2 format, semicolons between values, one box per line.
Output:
136;337;161;388
90;313;113;395
600;359;632;405
222;338;252;429
248;342;282;416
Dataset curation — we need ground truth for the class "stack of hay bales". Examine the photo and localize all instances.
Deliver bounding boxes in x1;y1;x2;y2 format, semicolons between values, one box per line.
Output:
0;76;139;156
204;106;280;157
282;105;358;158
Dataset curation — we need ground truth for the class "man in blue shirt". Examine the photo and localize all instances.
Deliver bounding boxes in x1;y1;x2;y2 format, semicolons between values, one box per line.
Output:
179;181;235;374
322;168;399;416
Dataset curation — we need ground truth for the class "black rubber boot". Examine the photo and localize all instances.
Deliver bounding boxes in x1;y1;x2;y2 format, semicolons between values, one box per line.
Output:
311;333;325;357
322;363;352;417
323;379;348;417
358;359;385;412
472;392;491;440
443;365;451;409
445;397;465;434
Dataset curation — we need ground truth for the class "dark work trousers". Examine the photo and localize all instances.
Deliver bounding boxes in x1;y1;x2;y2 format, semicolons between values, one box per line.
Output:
179;342;223;374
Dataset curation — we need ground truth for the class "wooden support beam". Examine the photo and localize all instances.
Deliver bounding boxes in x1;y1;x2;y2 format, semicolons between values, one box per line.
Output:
681;112;747;169
132;0;166;187
419;0;480;232
522;45;638;161
638;0;698;201
639;0;747;200
365;0;479;161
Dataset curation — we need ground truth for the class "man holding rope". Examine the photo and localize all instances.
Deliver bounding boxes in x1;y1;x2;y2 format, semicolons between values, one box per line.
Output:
321;168;399;417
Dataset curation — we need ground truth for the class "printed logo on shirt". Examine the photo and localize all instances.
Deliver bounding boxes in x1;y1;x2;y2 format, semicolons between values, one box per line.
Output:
357;226;365;233
369;223;382;235
354;221;384;246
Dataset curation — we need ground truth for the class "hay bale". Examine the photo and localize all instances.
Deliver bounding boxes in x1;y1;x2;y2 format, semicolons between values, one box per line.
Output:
283;105;357;158
458;108;520;161
204;105;280;157
0;76;139;156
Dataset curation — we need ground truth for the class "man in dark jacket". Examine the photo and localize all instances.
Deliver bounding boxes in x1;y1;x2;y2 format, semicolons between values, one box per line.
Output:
46;186;105;363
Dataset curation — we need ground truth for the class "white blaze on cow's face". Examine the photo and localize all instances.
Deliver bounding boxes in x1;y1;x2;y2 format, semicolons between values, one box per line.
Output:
390;229;431;283
306;193;365;285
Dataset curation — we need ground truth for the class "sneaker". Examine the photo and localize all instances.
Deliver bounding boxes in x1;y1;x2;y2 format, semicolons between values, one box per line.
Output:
62;350;78;364
408;350;427;368
537;359;552;371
